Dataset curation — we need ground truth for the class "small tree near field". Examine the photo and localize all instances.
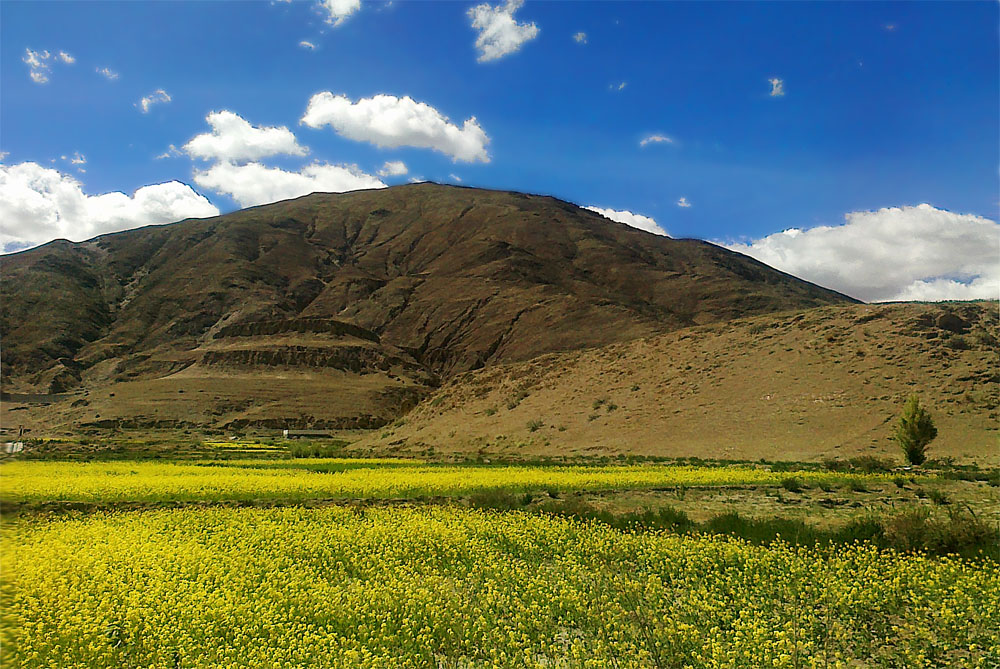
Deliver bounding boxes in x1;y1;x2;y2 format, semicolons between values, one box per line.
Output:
894;394;937;466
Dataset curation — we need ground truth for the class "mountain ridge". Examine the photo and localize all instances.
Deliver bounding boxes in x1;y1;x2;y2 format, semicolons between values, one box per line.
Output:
1;183;856;433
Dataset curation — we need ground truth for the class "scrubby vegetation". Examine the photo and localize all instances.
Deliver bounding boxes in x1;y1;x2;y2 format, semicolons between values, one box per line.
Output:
894;394;938;466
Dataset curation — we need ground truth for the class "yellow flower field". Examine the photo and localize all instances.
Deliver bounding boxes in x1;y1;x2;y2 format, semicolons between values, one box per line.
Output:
0;460;896;505
2;506;996;668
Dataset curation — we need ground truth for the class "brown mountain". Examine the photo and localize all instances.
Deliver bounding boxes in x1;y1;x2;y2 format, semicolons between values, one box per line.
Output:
362;300;998;465
0;183;854;433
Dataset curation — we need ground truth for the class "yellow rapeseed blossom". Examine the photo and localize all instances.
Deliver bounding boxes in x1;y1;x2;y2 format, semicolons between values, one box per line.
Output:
2;506;996;668
0;460;897;505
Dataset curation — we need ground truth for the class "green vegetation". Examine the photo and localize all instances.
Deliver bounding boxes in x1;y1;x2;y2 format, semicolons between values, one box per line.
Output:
894;394;938;466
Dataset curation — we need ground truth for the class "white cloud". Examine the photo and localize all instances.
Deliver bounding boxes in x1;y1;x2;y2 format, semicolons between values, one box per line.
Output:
96;67;119;80
640;134;674;147
768;77;785;97
0;162;218;253
468;0;539;63
449;173;462;182
611;81;626;92
58;51;75;64
70;152;86;165
301;92;490;163
183;111;308;163
193;161;385;208
725;204;999;302
138;89;171;113
23;49;51;83
584;206;669;237
377;160;408;177
155;144;182;160
299;40;317;50
676;197;691;208
573;31;587;44
316;0;360;26
0;152;8;161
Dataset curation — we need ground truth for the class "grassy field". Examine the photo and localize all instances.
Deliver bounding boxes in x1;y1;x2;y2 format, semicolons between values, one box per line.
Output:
2;456;997;667
4;505;998;668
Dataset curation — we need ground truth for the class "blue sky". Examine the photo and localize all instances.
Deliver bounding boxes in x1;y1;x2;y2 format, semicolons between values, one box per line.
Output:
2;1;998;301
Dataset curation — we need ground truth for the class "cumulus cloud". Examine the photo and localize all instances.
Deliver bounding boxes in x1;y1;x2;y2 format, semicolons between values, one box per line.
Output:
725;204;999;302
299;40;317;50
573;31;587;44
58;51;75;64
70;152;86;165
640;134;673;147
377;160;407;177
584;206;669;237
316;0;360;26
0;162;218;252
301;92;490;163
676;197;691;208
468;0;539;63
193;161;385;208
96;67;119;80
183;111;308;163
768;77;785;97
138;89;171;113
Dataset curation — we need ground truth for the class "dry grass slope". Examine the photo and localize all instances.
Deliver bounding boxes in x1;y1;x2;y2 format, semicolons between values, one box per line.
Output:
365;301;999;464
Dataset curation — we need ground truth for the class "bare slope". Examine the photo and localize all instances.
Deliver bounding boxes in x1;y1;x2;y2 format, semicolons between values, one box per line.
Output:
1;184;852;432
364;301;999;464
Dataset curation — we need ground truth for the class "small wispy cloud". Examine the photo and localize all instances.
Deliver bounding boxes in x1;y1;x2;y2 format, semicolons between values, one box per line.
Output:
676;197;691;208
449;173;462;182
70;152;86;165
137;89;171;113
468;0;539;63
155;144;182;160
299;40;317;50
768;77;785;97
23;49;52;83
639;134;674;148
611;81;627;92
377;160;408;177
58;51;75;64
573;31;587;44
96;67;119;80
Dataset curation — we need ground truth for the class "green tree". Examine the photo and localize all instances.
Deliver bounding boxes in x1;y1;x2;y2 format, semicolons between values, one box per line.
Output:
894;394;937;465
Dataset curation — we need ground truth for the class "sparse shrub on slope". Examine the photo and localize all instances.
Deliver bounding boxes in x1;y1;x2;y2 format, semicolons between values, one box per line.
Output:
894;394;937;466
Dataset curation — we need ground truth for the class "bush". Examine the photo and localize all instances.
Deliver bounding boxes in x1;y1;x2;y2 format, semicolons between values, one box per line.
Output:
526;420;544;432
882;508;998;558
781;477;804;493
894;395;937;466
928;489;950;505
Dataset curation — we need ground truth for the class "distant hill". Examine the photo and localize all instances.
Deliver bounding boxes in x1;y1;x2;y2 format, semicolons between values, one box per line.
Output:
363;301;999;465
1;183;853;433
